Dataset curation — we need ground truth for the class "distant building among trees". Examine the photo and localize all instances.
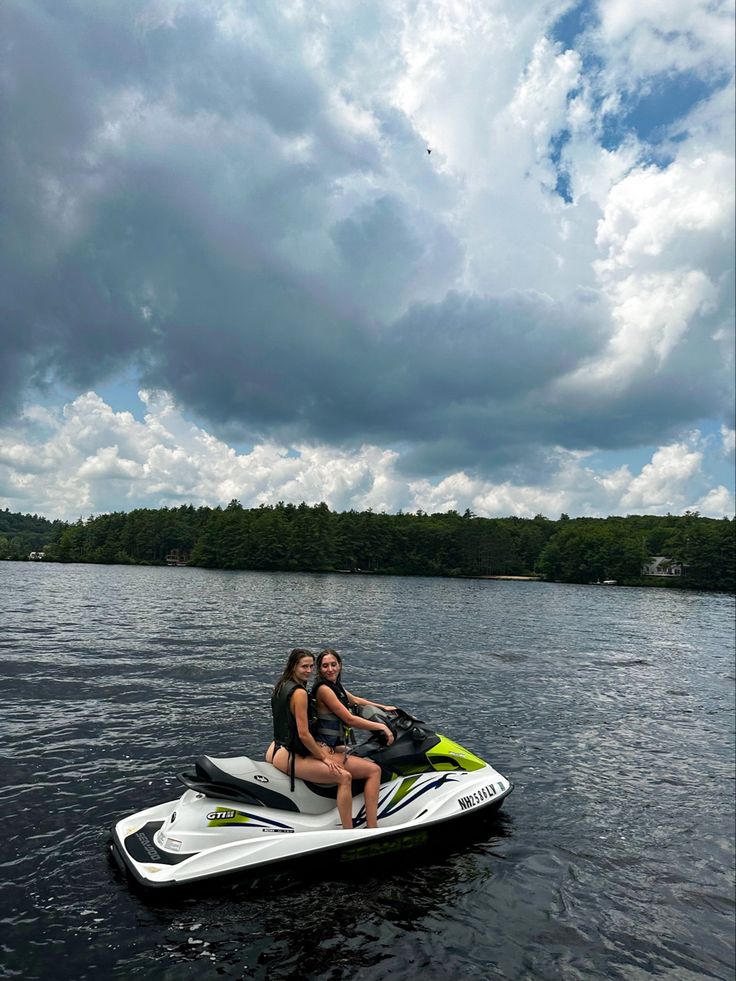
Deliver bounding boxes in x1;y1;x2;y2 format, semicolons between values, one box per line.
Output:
165;548;191;566
641;556;688;577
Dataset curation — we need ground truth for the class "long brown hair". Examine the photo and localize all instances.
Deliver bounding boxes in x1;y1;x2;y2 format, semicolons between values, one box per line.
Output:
273;648;314;696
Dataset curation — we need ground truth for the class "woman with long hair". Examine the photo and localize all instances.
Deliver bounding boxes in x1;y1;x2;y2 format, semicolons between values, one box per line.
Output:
311;648;396;828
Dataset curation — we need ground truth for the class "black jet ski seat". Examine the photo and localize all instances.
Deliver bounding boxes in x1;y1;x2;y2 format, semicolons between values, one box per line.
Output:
177;756;351;814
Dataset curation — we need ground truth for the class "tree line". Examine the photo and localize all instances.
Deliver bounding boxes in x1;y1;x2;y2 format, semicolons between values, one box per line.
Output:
0;509;68;562
1;503;733;591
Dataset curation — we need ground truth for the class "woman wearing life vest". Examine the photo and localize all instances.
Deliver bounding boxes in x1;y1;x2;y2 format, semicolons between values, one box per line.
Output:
313;648;396;748
312;648;397;828
266;648;355;830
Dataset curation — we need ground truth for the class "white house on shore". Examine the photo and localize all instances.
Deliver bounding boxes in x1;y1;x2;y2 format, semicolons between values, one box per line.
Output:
641;555;688;577
28;551;45;561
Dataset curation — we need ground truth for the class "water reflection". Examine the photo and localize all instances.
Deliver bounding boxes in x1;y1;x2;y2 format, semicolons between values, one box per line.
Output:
125;813;513;979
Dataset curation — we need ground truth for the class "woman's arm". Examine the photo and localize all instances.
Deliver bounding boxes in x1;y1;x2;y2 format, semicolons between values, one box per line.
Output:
317;688;394;744
343;689;397;712
291;689;345;770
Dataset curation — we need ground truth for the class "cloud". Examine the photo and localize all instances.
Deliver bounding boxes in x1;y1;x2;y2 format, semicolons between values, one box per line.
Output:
594;0;735;82
620;441;702;511
721;424;736;460
553;142;735;444
0;0;733;498
0;392;732;521
330;194;464;320
77;445;143;481
691;485;735;516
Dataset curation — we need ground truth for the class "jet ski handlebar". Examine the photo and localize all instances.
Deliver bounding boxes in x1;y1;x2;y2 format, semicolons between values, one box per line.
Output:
353;705;421;725
350;706;426;749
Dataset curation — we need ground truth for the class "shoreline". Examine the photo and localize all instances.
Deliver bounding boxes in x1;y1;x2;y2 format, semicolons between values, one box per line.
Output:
474;575;541;581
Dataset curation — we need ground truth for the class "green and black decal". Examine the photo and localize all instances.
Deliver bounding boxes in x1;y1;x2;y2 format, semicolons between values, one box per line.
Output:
205;806;293;831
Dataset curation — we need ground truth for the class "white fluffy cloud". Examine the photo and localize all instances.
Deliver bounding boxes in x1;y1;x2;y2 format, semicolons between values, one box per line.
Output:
620;442;702;511
0;392;732;520
721;424;736;459
557;144;734;406
595;0;735;81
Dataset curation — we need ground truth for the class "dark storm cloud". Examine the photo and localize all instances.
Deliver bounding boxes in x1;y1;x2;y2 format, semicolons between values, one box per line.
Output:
1;1;733;483
330;195;464;319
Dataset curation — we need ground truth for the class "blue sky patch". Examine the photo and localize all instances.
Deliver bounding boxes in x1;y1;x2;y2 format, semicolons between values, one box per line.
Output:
601;70;725;150
550;1;596;50
549;130;573;203
624;71;723;142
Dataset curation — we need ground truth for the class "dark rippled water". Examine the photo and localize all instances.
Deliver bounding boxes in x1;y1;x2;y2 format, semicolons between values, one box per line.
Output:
1;563;734;980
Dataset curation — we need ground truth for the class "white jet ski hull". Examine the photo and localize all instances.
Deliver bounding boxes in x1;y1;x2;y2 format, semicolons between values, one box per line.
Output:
111;763;512;888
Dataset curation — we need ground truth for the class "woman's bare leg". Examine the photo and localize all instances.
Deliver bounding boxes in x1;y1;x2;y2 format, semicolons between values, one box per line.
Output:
342;756;382;828
271;748;354;829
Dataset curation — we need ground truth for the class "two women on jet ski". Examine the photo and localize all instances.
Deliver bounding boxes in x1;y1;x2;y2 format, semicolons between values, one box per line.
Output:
265;648;395;830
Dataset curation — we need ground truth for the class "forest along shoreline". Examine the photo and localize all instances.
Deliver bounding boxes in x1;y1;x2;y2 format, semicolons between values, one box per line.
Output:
2;504;733;592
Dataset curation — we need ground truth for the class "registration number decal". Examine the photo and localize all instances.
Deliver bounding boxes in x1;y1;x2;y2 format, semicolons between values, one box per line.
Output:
457;783;497;811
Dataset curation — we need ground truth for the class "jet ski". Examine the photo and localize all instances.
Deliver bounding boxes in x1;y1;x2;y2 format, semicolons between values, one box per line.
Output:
110;708;513;889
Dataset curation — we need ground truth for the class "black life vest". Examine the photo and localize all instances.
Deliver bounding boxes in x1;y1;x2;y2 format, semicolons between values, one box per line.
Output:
311;677;353;746
271;679;318;757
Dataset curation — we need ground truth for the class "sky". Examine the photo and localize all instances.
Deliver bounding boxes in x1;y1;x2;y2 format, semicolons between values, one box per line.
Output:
1;0;734;522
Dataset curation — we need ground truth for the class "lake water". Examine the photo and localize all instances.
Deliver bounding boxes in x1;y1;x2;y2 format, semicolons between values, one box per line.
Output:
1;562;734;980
